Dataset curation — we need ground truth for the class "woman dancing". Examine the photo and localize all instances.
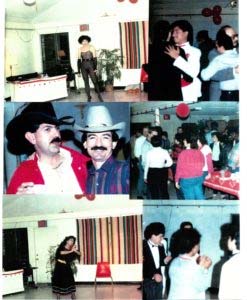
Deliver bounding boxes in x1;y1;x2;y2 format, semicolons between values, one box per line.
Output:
52;236;80;299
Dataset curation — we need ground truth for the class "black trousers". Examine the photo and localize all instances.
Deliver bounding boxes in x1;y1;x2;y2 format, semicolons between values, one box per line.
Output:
147;167;169;199
220;90;239;101
143;278;163;300
81;61;102;100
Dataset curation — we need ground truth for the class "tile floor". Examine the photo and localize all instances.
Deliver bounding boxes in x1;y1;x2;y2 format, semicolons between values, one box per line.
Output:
3;283;142;300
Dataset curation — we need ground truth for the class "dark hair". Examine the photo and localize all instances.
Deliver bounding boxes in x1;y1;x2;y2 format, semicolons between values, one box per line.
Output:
216;30;234;50
171;20;194;44
81;131;119;143
180;221;193;229
229;226;240;250
153;20;170;43
78;35;91;44
197;134;207;145
211;121;218;130
150;136;162;147
144;222;165;240
55;235;76;258
176;228;201;254
152;126;163;137
184;135;198;149
162;131;168;138
211;131;221;141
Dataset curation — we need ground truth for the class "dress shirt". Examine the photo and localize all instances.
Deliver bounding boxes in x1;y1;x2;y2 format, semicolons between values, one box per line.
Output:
144;147;173;180
201;49;239;91
86;156;129;194
218;252;241;300
148;240;160;269
37;148;82;194
134;135;146;158
212;142;220;161
141;140;153;168
173;42;202;101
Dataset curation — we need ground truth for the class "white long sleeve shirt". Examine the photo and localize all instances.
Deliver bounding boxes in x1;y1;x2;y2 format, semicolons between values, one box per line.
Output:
173;42;202;101
201;49;239;91
144;147;173;180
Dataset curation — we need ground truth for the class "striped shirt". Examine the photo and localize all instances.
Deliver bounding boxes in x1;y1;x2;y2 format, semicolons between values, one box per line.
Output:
86;156;129;194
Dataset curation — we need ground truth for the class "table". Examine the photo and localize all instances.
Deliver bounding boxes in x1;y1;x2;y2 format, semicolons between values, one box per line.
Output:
203;170;239;199
8;75;68;102
3;269;24;295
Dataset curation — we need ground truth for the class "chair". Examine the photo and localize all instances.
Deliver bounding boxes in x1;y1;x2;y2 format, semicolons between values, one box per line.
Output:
94;262;113;286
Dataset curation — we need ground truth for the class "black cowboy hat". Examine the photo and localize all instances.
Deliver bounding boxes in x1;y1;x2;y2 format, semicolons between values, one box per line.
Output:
78;35;91;44
6;103;74;155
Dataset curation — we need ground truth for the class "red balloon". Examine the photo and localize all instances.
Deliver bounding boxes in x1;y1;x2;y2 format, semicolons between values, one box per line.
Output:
129;0;138;3
201;7;212;17
213;5;222;16
213;15;222;25
117;0;125;2
176;103;190;119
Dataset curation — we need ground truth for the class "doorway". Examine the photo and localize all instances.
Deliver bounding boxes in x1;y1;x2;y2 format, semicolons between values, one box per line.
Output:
3;228;29;271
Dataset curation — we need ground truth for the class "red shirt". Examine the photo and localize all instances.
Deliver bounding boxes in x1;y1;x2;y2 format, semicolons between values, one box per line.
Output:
6;146;90;194
175;149;205;182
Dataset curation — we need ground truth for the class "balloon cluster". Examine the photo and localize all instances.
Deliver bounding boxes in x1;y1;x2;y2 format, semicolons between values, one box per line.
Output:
117;0;138;3
201;5;222;25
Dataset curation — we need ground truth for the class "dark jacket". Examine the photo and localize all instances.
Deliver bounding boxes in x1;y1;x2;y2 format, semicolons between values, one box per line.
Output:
143;239;166;279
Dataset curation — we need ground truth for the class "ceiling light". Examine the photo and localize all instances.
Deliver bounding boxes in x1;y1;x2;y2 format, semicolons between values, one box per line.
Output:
23;0;36;6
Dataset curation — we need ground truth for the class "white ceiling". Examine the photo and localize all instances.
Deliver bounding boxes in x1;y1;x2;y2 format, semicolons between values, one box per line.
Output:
5;0;62;23
131;102;239;117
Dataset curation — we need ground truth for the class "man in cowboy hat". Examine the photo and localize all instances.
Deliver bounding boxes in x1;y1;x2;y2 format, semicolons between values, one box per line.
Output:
75;104;129;194
6;103;89;194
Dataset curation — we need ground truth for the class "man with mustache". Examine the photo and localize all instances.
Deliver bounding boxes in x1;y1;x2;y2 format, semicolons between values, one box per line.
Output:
6;103;89;194
75;105;129;194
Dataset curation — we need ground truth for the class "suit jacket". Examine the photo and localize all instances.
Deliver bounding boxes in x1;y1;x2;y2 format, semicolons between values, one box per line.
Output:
143;239;166;279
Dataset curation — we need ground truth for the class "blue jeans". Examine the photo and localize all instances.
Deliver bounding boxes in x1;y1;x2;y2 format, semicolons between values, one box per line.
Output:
180;176;205;200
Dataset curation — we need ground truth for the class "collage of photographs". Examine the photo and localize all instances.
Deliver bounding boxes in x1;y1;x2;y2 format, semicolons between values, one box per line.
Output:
1;0;243;300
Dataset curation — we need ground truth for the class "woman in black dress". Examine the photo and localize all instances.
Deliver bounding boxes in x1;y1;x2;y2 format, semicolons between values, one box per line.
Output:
77;35;103;102
52;236;81;299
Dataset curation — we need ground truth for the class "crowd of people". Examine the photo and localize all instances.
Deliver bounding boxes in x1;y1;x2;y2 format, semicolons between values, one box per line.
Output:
148;19;239;101
143;221;240;300
132;122;239;200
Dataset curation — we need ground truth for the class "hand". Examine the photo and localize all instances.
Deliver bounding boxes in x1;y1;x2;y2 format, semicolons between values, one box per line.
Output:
199;255;212;269
16;182;35;194
72;245;78;252
205;174;211;180
164;255;172;264
164;45;180;59
153;273;163;283
175;182;180;189
144;179;148;183
235;65;239;74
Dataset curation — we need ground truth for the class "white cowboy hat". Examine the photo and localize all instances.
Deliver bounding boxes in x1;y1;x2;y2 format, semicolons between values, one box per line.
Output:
74;105;126;138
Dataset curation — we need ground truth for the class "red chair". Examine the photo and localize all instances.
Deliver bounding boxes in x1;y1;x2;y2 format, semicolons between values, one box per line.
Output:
94;262;113;286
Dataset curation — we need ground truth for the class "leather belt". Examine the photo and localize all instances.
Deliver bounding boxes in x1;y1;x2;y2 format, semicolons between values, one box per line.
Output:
57;259;66;264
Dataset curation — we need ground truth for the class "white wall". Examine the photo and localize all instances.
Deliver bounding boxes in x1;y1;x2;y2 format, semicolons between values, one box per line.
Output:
3;196;143;283
4;0;149;96
143;200;239;288
131;113;238;144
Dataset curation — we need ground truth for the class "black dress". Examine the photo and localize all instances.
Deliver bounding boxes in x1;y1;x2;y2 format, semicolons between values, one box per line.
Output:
52;247;79;295
148;41;193;101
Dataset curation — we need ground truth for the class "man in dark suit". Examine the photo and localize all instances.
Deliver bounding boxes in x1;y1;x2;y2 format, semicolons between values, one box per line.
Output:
143;222;169;300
